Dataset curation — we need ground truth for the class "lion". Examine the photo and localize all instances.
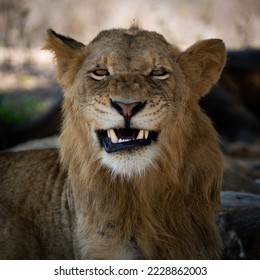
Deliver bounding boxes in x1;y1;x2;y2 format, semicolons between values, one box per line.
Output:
0;26;226;259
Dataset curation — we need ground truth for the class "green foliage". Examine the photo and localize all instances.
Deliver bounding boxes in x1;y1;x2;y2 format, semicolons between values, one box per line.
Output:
0;96;49;126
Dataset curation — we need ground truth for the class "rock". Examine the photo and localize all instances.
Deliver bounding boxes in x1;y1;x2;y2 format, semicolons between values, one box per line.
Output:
227;142;260;158
200;85;260;142
220;191;260;259
223;168;260;194
227;158;260;180
9;136;58;151
223;141;260;193
218;213;246;259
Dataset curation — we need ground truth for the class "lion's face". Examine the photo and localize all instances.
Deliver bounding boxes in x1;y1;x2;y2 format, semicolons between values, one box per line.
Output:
45;28;226;177
75;31;188;176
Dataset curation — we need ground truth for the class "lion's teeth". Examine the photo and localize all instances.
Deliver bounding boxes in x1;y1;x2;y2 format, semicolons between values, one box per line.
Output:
118;138;131;143
137;129;144;140
107;128;149;143
110;129;118;143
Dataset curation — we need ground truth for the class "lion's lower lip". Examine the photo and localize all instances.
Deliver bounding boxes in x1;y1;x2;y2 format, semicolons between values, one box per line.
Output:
97;129;158;153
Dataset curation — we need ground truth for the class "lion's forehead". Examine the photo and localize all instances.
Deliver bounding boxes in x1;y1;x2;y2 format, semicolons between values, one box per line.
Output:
91;28;171;50
86;30;178;72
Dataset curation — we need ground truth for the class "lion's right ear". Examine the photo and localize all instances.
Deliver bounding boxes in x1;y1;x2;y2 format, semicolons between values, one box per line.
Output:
44;29;86;89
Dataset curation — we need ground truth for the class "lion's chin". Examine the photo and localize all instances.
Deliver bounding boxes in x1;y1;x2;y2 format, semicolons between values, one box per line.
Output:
100;146;159;178
97;128;158;153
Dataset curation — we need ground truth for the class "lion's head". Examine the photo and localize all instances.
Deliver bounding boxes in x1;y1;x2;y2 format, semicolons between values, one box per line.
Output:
45;27;226;179
45;27;226;259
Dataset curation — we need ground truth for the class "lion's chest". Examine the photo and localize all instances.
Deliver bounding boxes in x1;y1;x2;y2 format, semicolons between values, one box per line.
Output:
78;234;143;259
75;211;144;259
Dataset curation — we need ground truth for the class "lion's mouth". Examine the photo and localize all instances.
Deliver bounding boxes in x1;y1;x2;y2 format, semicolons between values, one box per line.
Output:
98;128;158;153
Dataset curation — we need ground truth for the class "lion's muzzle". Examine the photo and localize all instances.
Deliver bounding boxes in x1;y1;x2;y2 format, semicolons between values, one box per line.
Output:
97;128;158;153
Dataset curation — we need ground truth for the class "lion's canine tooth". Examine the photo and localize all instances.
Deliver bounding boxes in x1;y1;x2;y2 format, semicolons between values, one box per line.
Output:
110;129;118;143
107;129;111;138
137;129;144;140
144;130;149;139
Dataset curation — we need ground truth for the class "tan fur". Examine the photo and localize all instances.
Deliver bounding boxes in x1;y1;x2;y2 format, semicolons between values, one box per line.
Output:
0;27;226;259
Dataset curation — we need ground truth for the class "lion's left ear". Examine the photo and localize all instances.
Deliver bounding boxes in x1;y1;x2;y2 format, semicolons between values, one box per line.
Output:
177;39;226;97
44;29;86;89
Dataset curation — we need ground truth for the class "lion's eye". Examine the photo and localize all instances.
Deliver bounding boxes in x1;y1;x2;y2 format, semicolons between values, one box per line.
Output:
151;68;169;80
89;68;109;80
94;69;109;76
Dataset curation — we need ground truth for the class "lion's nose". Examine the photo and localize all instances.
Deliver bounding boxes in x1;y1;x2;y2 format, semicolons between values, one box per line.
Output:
111;99;146;118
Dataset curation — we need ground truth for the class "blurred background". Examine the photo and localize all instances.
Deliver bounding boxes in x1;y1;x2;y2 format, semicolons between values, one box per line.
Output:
1;0;260;48
0;0;260;259
0;0;259;148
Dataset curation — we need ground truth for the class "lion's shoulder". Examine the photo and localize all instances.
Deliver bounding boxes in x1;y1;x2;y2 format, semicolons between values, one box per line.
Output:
0;148;59;172
0;148;62;198
0;148;74;259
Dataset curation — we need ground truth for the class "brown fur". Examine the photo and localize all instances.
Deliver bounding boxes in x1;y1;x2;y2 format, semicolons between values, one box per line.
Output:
0;27;226;259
